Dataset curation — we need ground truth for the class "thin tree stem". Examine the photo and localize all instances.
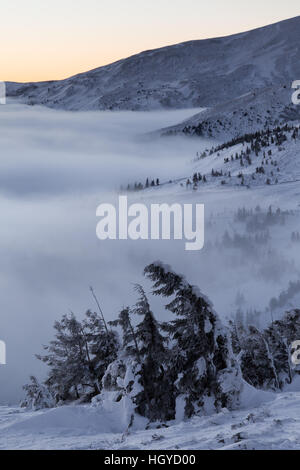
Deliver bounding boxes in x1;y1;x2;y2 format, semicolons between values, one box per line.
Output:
90;286;109;334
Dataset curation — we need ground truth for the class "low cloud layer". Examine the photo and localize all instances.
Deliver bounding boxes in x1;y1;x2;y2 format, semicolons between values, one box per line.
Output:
0;102;299;404
0;103;207;403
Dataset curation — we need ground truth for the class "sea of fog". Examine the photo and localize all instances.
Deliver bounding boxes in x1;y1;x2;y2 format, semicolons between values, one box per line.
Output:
0;101;299;404
0;102;210;403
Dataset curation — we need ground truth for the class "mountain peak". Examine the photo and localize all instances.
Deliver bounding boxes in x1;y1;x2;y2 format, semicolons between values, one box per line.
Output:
6;16;300;111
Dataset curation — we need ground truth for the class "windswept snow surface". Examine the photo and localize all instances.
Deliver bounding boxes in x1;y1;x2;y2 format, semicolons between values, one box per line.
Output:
1;382;300;449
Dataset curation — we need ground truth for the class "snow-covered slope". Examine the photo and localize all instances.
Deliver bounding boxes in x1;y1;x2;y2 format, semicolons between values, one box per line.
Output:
2;381;300;450
6;16;300;111
160;85;300;140
152;123;300;191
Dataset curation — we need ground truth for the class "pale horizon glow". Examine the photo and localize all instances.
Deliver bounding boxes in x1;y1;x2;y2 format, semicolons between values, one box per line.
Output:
1;0;300;83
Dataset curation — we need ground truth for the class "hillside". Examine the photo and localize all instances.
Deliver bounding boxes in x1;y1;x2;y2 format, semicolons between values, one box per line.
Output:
5;16;300;111
159;85;300;139
2;381;300;449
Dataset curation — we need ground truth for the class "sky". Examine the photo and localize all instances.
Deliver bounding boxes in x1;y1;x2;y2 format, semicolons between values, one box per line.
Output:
1;0;300;82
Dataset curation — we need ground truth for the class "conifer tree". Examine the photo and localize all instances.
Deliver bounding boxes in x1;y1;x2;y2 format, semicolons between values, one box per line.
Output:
274;310;300;345
240;325;280;390
101;307;142;419
36;314;93;400
21;376;55;410
36;310;117;401
144;262;242;418
131;285;174;421
109;307;140;359
264;324;293;387
84;310;119;394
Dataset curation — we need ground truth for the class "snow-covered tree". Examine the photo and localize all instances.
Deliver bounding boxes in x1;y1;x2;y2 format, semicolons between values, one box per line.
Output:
109;307;139;358
273;310;300;345
264;324;293;387
36;314;92;401
21;376;55;410
36;310;117;402
103;289;174;424
131;284;174;422
100;307;144;429
266;310;300;380
144;262;242;419
240;325;280;391
83;310;119;394
229;319;246;356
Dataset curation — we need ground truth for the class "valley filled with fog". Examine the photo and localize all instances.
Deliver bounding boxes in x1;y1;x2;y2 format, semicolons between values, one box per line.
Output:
0;100;300;405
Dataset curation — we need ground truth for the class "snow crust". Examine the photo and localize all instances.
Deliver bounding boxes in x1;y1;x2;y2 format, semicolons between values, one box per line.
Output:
1;386;300;450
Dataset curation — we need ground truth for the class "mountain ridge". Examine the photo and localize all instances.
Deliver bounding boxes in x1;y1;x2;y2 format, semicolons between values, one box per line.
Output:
6;15;300;111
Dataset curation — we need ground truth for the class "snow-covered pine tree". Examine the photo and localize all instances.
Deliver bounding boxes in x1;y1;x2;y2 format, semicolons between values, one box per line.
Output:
36;313;96;401
267;309;300;378
273;310;300;346
228;319;246;356
144;262;242;419
97;306;145;429
83;310;119;394
21;376;55;410
240;325;280;391
264;324;293;387
103;294;174;424
131;284;174;422
109;307;140;358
